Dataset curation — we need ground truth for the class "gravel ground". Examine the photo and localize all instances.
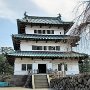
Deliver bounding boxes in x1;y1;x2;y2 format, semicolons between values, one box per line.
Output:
0;87;52;90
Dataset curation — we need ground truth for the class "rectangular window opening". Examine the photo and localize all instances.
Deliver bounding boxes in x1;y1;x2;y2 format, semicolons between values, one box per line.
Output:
27;64;32;71
22;64;26;71
51;30;54;34
47;30;50;34
32;45;37;50
44;46;47;50
60;32;61;34
38;30;41;34
58;64;62;71
49;46;55;50
43;30;45;34
37;46;42;50
56;46;60;51
64;64;67;71
34;30;37;33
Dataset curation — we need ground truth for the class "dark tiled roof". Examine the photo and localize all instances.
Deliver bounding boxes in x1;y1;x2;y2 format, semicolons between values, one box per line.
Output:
18;16;73;25
7;51;88;58
12;34;79;41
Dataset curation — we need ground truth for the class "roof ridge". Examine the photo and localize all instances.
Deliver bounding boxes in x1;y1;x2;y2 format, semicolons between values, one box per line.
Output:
25;15;59;19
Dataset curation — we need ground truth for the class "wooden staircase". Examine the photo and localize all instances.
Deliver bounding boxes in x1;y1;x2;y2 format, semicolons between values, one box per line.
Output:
34;75;49;88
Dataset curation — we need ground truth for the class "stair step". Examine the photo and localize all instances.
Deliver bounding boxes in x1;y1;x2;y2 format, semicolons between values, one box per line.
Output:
35;86;49;88
35;85;49;88
34;75;49;88
35;75;47;77
35;78;47;79
35;84;48;87
34;77;47;79
35;80;48;83
35;78;47;80
35;82;48;86
35;82;48;85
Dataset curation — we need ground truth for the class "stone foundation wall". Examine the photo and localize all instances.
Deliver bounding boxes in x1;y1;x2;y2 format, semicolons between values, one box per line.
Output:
50;74;90;90
11;75;32;87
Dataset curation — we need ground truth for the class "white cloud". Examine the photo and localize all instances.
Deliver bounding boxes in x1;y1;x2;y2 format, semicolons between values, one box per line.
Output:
0;0;19;22
31;0;83;21
0;0;87;22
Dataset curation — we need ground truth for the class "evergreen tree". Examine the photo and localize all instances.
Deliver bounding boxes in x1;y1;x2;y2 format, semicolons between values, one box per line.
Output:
79;59;90;73
0;54;13;74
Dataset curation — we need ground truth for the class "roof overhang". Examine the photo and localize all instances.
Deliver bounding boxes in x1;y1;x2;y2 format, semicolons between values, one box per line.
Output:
7;51;88;65
12;34;80;50
17;19;73;34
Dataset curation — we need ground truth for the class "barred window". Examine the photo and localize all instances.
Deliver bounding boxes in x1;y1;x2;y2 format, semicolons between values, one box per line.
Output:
47;30;50;34
32;45;42;50
22;64;26;71
56;46;60;51
58;64;62;71
64;64;67;71
27;64;32;70
44;46;47;50
51;30;54;34
38;30;41;34
32;45;37;50
37;46;42;50
43;30;45;34
34;30;54;34
49;46;55;50
34;30;37;33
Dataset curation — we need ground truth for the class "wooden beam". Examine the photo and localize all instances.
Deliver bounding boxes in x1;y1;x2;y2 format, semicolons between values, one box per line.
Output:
40;25;42;28
58;26;60;29
49;25;51;28
36;40;38;43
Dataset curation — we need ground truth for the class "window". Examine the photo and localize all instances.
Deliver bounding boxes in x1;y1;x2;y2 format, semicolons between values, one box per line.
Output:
34;30;54;34
34;30;37;33
38;30;41;34
47;30;50;34
44;46;47;50
60;32;61;34
32;46;42;50
64;64;67;71
47;30;54;34
22;64;26;71
51;30;54;34
49;46;55;50
43;30;45;34
58;64;62;71
32;46;60;51
27;64;32;70
37;46;42;50
56;46;60;51
22;64;32;71
32;45;37;50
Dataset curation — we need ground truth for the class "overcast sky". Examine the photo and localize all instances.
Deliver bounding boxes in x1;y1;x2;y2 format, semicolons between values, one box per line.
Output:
0;0;85;48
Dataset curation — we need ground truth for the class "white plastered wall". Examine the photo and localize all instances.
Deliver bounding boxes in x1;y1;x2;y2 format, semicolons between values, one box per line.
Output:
20;41;71;52
14;58;53;75
52;60;79;75
14;58;79;75
25;25;64;35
